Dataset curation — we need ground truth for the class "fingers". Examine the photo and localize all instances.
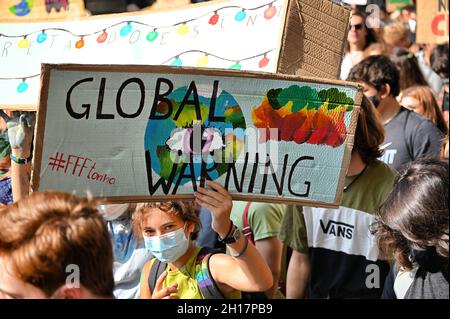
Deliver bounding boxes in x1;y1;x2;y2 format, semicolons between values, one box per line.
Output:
195;189;222;207
205;180;230;197
153;284;179;299
195;197;216;212
155;270;168;292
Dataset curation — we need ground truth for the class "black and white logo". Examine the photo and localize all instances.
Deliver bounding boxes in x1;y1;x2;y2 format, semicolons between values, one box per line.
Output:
320;219;354;239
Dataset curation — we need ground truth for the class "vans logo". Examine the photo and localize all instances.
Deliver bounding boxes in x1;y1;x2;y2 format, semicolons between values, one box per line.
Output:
320;220;354;239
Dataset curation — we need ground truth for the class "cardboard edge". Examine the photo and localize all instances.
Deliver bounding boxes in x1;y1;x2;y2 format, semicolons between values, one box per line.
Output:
45;63;363;89
30;64;52;194
0;105;38;111
274;0;292;74
98;194;339;209
333;89;363;206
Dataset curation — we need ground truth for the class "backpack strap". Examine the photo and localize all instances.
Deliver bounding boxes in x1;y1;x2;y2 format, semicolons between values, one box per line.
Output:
403;109;414;161
195;247;226;299
148;258;167;295
242;202;255;245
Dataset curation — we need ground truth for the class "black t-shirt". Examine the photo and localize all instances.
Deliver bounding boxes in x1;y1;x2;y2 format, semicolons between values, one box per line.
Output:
380;108;443;171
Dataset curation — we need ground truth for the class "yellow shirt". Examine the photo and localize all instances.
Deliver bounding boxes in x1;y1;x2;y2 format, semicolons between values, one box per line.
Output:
142;246;241;299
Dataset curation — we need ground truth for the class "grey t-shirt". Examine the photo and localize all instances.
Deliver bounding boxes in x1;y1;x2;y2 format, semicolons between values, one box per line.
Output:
380;108;443;171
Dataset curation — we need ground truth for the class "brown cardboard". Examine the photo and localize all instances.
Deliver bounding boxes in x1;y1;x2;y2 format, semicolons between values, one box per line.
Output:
0;0;85;21
0;0;351;111
416;0;449;44
32;63;362;207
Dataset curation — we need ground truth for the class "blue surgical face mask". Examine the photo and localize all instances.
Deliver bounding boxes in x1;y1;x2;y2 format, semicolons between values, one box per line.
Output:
143;226;190;263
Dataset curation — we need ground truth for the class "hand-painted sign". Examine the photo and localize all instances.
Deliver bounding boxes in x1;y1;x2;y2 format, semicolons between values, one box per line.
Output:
33;64;362;207
0;0;85;20
417;0;449;44
0;0;351;110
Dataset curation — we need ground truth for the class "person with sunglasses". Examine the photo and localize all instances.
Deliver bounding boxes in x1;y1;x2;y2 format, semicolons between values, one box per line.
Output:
340;10;378;81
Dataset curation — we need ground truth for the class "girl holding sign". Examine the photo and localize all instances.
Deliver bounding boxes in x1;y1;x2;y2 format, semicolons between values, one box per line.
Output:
134;180;273;299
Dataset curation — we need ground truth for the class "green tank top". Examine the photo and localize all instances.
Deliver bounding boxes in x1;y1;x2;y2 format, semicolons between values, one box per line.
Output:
147;246;241;299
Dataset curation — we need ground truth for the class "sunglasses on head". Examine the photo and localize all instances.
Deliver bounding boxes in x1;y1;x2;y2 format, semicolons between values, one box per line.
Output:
350;23;364;31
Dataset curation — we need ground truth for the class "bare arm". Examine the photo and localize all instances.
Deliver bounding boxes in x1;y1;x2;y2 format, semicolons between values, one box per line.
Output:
286;250;310;299
7;114;33;201
195;180;273;293
255;237;283;298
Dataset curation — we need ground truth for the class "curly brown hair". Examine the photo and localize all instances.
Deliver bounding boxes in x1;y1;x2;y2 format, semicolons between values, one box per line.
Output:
132;201;201;242
371;158;449;270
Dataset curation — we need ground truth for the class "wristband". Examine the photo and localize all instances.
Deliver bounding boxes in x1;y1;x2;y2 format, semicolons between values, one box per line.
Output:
10;154;32;164
230;236;248;258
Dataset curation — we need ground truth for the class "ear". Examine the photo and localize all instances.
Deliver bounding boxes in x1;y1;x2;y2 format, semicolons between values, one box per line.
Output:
59;285;83;299
380;84;391;99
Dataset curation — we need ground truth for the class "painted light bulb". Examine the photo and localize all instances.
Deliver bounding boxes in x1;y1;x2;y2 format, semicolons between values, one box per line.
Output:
17;80;28;93
177;24;190;36
75;37;84;49
97;31;108;43
259;55;270;68
196;55;209;67
146;30;159;42
264;4;277;20
209;12;219;25
171;57;183;67
230;62;242;70
18;37;30;49
120;23;132;37
235;10;246;22
37;31;47;44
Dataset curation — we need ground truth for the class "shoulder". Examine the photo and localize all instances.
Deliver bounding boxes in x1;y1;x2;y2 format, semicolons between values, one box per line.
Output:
365;160;397;185
404;110;441;135
249;203;285;219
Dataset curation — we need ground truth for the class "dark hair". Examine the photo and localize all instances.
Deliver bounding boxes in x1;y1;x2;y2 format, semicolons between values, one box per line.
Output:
371;158;449;270
430;43;449;77
345;10;378;53
391;48;428;92
347;55;401;98
353;95;385;164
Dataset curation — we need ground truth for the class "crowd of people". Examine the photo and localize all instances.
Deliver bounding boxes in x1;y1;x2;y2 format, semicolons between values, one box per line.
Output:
0;2;448;299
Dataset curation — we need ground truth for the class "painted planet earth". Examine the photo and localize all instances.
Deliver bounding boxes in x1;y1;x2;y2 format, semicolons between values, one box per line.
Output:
144;85;246;186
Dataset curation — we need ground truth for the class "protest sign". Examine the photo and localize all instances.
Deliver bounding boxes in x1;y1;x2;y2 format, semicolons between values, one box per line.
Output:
417;0;449;44
0;0;351;110
386;0;412;13
33;64;362;207
0;0;85;21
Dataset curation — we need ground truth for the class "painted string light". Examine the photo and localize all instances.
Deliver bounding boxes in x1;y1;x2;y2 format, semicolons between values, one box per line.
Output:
18;36;30;49
37;30;48;44
146;28;159;42
177;23;190;36
264;3;277;20
97;30;108;43
209;11;220;25
2;0;279;49
75;37;84;49
120;22;133;36
17;79;28;93
161;49;275;69
2;50;273;94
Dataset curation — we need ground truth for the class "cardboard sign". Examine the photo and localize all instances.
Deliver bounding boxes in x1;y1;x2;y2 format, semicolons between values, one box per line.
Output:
386;0;412;13
417;0;449;44
33;64;361;207
0;0;351;110
0;0;85;21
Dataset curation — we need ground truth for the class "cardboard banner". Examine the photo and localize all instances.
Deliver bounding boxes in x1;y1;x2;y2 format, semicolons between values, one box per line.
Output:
386;0;413;13
0;0;351;110
33;64;362;207
0;0;85;21
417;0;449;44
